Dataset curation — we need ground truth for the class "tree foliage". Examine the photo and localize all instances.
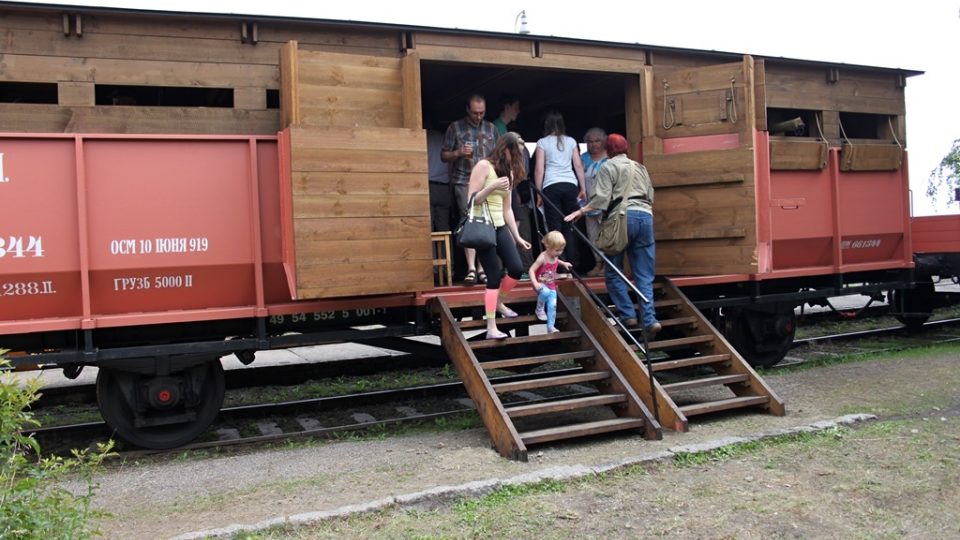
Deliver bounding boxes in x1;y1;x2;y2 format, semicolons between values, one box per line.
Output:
1;353;114;539
926;138;960;206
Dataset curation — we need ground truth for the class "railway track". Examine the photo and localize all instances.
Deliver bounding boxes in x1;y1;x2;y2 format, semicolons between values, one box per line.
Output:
27;317;960;455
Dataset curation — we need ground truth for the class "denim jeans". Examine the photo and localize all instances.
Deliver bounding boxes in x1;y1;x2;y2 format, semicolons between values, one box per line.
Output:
603;210;657;328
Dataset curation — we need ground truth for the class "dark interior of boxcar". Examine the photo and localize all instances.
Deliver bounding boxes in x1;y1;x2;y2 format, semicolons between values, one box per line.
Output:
419;61;629;142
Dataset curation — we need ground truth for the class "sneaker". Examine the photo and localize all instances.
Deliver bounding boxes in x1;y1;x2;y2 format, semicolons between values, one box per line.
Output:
623;318;639;329
546;326;560;334
535;307;547;321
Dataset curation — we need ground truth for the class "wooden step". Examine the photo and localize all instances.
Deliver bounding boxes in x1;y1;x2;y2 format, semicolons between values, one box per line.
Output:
492;371;609;394
471;330;581;349
505;394;626;418
659;316;698;328
458;314;541;329
481;350;595;371
651;354;732;372
519;417;646;445
653;298;683;310
458;312;568;330
647;334;714;350
680;396;770;417
661;374;750;393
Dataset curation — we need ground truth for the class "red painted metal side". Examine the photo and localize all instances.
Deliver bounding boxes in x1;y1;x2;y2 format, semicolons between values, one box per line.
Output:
0;134;278;334
0;138;82;327
672;133;913;287
912;214;960;254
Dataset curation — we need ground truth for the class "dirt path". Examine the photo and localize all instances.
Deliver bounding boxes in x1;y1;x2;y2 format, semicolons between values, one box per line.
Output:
85;347;960;539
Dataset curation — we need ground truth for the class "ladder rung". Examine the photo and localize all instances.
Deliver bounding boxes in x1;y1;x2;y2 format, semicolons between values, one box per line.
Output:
519;417;645;446
651;354;732;372
458;313;567;329
648;334;714;350
471;330;581;349
659;316;697;328
506;394;625;418
654;298;683;309
481;350;595;371
661;374;750;393
680;396;769;417
493;371;610;394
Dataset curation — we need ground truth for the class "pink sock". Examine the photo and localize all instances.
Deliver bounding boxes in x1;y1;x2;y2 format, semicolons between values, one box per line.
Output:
484;288;499;319
499;276;519;299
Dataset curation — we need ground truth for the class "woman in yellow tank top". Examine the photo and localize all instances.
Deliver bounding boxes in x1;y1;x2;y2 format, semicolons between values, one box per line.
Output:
467;131;532;340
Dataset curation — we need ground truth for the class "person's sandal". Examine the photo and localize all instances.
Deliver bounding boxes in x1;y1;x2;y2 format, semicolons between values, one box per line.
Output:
463;269;477;286
477;270;487;284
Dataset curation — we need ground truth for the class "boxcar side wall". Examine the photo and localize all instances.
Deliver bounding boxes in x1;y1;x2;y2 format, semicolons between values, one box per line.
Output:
0;3;918;311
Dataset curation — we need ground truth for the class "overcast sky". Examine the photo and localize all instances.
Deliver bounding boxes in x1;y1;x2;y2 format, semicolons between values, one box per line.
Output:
14;0;960;214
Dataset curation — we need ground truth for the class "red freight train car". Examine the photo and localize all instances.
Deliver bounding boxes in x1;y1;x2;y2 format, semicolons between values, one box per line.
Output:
0;2;947;450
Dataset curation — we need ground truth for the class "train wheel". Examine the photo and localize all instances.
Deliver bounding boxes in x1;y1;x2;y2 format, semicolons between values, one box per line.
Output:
96;360;225;449
726;307;796;369
890;279;936;330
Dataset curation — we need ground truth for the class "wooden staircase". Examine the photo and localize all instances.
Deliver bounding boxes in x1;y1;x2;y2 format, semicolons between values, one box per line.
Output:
594;278;786;427
435;277;784;461
436;291;662;461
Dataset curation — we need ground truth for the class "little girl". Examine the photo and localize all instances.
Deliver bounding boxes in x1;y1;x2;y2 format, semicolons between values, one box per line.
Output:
529;231;573;333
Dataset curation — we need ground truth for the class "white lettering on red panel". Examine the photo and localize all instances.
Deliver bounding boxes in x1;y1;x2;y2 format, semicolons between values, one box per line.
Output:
1;280;56;296
841;239;882;250
0;236;44;258
109;237;209;255
112;274;194;291
0;153;9;182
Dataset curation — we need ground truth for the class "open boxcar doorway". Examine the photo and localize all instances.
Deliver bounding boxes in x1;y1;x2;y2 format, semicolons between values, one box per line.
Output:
419;61;632;143
419;60;637;275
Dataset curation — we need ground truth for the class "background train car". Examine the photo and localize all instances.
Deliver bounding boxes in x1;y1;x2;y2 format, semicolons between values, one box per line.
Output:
897;213;960;328
0;2;938;448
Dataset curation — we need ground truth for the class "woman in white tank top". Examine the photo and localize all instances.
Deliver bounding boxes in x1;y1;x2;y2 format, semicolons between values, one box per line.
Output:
534;110;586;263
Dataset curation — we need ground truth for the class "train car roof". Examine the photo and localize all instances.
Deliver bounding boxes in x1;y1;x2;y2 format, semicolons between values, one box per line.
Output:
0;1;924;77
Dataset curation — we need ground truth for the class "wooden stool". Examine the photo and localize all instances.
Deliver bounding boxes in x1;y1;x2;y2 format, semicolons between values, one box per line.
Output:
431;231;453;287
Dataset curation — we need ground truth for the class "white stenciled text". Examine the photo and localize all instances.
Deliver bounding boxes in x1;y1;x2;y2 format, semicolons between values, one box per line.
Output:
112;274;193;291
110;237;209;255
0;153;9;183
0;236;44;258
1;280;56;296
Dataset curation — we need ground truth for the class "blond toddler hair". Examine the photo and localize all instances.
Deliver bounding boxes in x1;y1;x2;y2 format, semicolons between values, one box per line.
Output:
542;231;566;251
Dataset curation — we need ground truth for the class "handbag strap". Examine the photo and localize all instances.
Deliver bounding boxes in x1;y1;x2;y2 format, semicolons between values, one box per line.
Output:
467;193;493;224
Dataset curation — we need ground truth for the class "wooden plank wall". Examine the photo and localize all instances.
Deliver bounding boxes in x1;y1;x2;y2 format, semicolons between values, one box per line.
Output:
643;58;759;275
414;32;647;73
292;48;405;128
0;8;400;134
282;43;431;299
288;126;431;298
763;64;906;145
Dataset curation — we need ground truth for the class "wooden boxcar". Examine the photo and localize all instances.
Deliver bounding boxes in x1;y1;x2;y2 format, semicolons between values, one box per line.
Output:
0;2;930;449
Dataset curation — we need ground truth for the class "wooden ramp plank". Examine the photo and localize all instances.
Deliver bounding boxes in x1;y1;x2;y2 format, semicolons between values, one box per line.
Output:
470;330;581;349
493;371;610;394
481;351;595;371
680;396;770;417
520;418;646;446
651;354;733;372
661;374;750;393
506;394;626;418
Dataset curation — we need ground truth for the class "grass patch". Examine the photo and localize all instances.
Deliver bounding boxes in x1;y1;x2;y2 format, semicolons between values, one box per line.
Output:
763;342;960;374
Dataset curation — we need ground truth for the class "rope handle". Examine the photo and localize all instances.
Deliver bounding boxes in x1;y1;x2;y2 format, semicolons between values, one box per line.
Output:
661;80;676;130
